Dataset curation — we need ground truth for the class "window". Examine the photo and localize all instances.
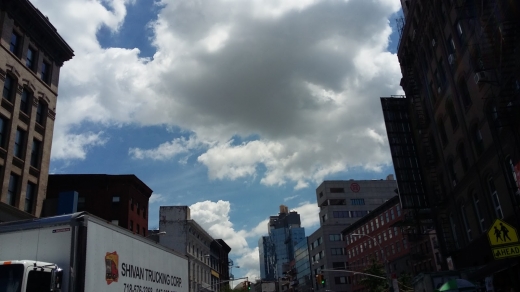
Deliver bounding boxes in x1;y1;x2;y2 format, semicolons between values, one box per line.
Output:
3;75;15;102
472;193;485;232
488;177;503;219
394;227;398;236
472;124;484;155
36;102;46;125
129;220;133;231
14;129;26;159
26;270;52;292
112;196;120;208
26;47;36;70
397;205;401;216
335;276;350;284
507;157;520;195
143;208;147;219
438;120;449;146
136;224;140;234
456;21;465;45
329;234;341;241
390;209;395;220
10;31;21;55
24;182;36;213
458;144;469;172
459;79;472;108
448;158;457;186
370;221;374;231
351;198;365;205
77;197;85;211
380;215;384;225
7;174;19;206
450;213;460;249
20;89;31;114
143;227;146;236
446;99;459;130
461;204;472;240
447;35;456;54
375;218;379;228
41;61;51;84
383;232;387;241
385;212;390;222
330;188;344;193
0;116;8;148
30;139;41;168
333;211;349;218
331;248;344;255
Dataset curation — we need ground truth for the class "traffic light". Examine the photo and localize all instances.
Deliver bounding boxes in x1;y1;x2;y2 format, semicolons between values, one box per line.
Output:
247;281;251;290
316;274;324;284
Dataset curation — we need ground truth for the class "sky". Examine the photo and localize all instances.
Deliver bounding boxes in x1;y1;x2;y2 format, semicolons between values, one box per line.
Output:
34;0;403;281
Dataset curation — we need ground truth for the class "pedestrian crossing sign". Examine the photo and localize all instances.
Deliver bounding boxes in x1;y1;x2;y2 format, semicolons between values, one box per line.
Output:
487;219;519;247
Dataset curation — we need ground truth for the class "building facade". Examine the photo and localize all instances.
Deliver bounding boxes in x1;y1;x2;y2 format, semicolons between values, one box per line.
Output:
341;196;438;292
294;238;312;292
310;176;397;292
383;0;520;290
45;174;152;236
159;206;231;292
0;0;73;222
259;205;306;281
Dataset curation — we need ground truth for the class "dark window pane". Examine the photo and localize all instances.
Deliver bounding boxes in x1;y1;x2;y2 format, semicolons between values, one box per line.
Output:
3;75;14;101
20;89;30;113
26;48;35;69
7;174;19;206
25;183;36;213
41;61;51;83
14;129;26;159
10;32;20;54
30;140;41;168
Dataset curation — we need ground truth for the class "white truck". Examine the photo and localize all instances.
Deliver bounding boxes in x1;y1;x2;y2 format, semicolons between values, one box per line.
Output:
0;212;188;292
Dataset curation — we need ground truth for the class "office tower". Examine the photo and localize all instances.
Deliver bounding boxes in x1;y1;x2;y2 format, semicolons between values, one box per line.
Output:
310;176;397;292
259;205;306;281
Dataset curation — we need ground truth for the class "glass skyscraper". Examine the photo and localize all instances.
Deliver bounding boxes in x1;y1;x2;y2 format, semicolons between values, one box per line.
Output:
259;205;306;280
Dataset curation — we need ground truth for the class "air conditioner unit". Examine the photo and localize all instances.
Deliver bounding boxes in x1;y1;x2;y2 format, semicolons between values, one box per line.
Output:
448;54;456;65
474;71;488;84
432;39;436;47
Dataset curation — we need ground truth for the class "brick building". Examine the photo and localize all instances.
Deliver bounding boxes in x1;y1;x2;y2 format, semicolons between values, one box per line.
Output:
0;0;73;221
45;174;152;236
341;196;437;292
382;0;520;290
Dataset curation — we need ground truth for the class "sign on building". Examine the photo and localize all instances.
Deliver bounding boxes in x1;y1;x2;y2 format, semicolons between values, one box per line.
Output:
487;219;520;260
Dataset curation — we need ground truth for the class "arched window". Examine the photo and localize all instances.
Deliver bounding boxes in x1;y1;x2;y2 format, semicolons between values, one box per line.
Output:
506;156;520;195
446;99;459;130
472;192;486;232
449;212;460;249
438;119;448;146
472;124;484;155
448;158;457;186
460;202;472;241
487;176;503;219
457;143;469;172
458;78;472;109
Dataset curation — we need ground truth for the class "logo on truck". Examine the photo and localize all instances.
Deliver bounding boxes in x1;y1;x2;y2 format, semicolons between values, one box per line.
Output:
105;251;119;284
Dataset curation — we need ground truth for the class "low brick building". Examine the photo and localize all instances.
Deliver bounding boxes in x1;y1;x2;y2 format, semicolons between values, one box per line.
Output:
45;174;152;236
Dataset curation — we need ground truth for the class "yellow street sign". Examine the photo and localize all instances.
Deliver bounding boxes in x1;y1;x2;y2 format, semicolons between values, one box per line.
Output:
487;219;519;246
492;244;520;260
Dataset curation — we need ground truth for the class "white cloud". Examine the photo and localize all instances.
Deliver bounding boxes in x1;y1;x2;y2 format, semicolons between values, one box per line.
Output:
149;193;167;204
293;202;320;229
284;195;299;202
38;0;402;184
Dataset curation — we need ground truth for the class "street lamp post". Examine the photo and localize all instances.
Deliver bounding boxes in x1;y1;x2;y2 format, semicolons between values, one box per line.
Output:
350;233;391;288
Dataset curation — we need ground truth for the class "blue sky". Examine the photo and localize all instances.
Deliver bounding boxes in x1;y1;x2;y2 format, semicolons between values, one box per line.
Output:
35;0;403;280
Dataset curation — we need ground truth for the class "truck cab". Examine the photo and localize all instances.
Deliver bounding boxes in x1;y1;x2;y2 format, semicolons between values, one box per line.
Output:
0;260;62;292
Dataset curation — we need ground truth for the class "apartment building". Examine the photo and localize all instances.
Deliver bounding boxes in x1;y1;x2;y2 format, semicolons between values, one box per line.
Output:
382;0;520;290
0;0;73;221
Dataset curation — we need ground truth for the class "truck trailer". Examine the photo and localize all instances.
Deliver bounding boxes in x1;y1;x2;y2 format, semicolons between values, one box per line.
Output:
0;212;188;292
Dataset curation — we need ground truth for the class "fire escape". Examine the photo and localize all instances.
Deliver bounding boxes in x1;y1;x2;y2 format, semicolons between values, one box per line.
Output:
397;0;458;260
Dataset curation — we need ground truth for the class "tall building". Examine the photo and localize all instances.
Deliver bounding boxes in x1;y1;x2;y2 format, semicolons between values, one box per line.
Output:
309;176;397;292
0;0;73;222
259;205;306;281
382;0;520;290
294;238;312;292
159;206;231;292
45;174;152;236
